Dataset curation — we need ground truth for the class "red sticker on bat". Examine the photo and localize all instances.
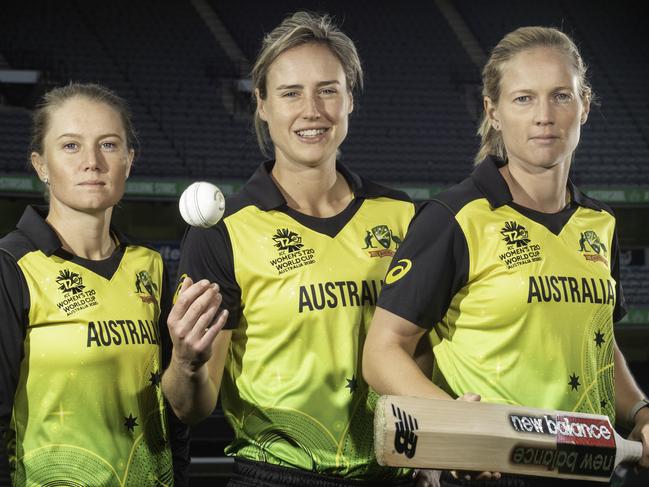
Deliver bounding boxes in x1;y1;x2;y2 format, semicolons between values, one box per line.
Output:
552;415;615;448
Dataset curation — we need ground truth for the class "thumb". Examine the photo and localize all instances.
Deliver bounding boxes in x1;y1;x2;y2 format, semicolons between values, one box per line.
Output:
458;392;481;402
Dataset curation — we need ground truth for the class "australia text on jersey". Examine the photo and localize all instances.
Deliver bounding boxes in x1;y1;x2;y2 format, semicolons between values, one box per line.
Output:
86;319;160;347
299;279;383;312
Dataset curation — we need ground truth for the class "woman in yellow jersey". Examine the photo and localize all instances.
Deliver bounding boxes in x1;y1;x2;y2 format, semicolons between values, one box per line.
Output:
363;26;648;487
0;83;192;486
162;11;421;487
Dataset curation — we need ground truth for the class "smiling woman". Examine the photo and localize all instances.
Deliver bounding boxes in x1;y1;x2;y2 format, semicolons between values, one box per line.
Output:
0;83;191;486
161;11;418;487
256;42;354;172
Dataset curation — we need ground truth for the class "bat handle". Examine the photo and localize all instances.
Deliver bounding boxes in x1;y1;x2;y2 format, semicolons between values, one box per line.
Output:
617;437;644;465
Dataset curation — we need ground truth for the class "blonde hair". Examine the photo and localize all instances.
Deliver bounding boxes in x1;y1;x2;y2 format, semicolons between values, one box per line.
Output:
475;26;592;164
251;11;363;157
31;82;137;157
30;82;136;199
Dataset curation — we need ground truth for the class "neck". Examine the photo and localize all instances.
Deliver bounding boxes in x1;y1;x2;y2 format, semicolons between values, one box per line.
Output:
501;159;571;213
271;157;353;217
46;203;115;260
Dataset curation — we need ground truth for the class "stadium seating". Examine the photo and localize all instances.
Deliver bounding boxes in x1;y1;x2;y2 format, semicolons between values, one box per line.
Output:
0;3;648;485
1;0;648;185
621;265;649;306
454;0;649;185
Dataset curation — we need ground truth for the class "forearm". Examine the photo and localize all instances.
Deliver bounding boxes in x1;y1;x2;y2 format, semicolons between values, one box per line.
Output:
364;340;449;399
162;359;218;425
363;307;451;399
614;342;646;427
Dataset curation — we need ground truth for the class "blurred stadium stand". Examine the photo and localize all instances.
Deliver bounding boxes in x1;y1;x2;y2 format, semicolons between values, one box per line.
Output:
1;1;648;485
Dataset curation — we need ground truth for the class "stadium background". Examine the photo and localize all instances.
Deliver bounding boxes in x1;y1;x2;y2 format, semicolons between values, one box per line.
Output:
0;0;647;485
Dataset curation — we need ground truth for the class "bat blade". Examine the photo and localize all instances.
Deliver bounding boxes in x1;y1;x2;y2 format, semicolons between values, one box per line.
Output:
374;395;643;482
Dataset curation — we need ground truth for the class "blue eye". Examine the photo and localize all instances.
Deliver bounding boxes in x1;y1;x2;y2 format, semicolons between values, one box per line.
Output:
514;95;531;103
555;92;573;102
63;142;78;151
282;91;298;98
101;141;118;150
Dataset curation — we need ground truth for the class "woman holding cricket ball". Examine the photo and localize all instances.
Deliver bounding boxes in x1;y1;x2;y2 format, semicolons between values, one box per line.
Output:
162;10;426;487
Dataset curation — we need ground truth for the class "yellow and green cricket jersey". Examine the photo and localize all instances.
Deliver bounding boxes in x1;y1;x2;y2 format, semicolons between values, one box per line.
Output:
177;161;415;480
0;206;184;486
379;157;626;420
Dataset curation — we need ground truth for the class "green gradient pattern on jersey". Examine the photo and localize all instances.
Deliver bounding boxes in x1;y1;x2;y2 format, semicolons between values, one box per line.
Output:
9;246;173;486
222;197;414;479
431;200;617;420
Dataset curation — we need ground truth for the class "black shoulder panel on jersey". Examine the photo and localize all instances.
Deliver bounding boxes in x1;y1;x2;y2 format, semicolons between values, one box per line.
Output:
431;176;483;215
223;188;259;218
0;229;37;262
177;222;240;329
377;199;470;330
588;196;613;216
358;177;413;203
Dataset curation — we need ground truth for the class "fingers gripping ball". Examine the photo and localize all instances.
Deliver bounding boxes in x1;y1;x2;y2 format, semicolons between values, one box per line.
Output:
179;182;226;228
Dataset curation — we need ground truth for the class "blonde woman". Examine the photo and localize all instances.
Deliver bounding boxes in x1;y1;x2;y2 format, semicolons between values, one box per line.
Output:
363;26;648;487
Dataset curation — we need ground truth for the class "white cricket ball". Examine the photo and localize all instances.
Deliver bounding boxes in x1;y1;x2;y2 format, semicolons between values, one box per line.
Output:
179;182;226;228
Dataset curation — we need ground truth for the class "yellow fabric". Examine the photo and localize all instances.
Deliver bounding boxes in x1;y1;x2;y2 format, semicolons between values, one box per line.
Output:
432;199;617;420
10;246;173;486
223;197;414;478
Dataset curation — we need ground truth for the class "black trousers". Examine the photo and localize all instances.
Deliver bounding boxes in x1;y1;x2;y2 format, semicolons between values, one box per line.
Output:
439;471;608;487
227;458;416;487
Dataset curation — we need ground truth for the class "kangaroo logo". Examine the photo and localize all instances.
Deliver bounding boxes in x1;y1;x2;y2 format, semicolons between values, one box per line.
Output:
579;230;607;255
135;270;158;304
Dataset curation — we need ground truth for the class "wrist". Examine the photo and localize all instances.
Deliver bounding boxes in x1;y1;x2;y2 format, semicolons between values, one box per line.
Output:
170;352;207;377
627;398;649;427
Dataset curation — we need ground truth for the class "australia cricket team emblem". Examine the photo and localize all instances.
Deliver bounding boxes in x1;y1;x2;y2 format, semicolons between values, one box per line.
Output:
362;224;403;258
135;270;158;304
578;230;609;266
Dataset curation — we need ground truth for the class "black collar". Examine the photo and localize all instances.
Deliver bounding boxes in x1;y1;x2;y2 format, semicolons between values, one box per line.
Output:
241;160;366;211
16;205;132;257
472;156;602;211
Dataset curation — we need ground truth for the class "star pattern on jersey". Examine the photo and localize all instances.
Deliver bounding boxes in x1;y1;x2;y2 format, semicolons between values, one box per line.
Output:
149;370;161;387
600;399;608;409
124;413;139;432
568;373;581;391
345;375;358;394
594;330;605;348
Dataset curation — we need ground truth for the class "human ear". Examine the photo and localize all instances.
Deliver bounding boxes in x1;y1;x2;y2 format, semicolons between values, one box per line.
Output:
484;97;500;130
31;152;49;183
255;88;267;122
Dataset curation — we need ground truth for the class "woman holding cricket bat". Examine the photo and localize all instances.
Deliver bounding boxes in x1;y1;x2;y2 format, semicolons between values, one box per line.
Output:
364;26;649;487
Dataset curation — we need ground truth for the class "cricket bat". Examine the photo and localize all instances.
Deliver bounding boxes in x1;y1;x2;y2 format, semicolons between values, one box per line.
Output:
374;395;643;482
